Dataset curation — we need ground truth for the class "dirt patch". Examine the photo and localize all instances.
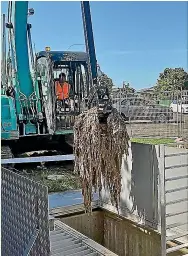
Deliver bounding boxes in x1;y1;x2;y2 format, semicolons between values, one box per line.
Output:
18;163;81;193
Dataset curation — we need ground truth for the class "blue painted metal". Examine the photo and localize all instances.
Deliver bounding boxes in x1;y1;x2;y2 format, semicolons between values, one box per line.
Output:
81;1;97;81
1;95;19;140
37;51;88;63
1;10;19;139
12;1;33;97
1;1;44;140
2;0;100;145
1;14;6;87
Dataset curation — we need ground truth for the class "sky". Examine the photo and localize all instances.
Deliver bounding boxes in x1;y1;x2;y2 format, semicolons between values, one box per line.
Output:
1;1;188;89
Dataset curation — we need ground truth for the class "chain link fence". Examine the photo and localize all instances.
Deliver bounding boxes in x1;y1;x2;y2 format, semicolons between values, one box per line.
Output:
111;89;188;139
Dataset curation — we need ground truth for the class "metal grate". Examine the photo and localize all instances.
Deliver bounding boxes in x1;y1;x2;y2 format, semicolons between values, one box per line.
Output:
50;220;117;256
1;167;50;256
159;145;188;256
50;229;98;256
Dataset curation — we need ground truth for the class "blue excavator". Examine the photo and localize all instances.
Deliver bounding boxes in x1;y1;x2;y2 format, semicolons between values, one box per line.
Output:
1;1;112;160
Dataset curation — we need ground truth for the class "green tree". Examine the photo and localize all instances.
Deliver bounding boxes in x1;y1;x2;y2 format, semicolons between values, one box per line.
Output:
155;68;188;93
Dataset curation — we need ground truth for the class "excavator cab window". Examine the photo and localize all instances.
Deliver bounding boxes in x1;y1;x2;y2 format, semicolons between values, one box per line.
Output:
53;61;89;117
53;69;71;113
52;61;89;130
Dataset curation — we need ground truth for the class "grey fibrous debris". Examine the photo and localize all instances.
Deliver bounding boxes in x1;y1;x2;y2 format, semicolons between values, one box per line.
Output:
74;107;130;213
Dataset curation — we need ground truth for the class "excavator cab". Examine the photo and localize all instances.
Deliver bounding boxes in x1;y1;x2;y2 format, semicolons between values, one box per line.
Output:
36;51;91;134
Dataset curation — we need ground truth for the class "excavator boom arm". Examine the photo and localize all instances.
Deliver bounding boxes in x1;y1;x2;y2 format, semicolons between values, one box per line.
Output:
81;1;112;116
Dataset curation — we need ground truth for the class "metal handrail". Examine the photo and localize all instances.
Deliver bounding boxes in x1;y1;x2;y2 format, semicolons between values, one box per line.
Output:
1;154;75;164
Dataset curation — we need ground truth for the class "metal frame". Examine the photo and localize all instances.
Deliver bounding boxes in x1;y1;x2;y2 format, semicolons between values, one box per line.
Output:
159;145;188;256
1;154;75;164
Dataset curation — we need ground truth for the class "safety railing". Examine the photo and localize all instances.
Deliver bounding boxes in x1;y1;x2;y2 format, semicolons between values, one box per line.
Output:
1;154;74;164
159;145;188;256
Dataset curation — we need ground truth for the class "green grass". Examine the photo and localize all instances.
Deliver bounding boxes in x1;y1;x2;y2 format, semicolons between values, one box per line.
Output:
20;165;81;193
130;137;175;145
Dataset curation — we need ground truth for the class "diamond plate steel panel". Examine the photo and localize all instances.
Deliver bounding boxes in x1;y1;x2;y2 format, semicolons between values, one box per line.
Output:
1;167;50;256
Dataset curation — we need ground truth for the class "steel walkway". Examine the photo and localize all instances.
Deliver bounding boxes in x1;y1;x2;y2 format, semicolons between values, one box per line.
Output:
50;220;117;256
50;229;98;256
